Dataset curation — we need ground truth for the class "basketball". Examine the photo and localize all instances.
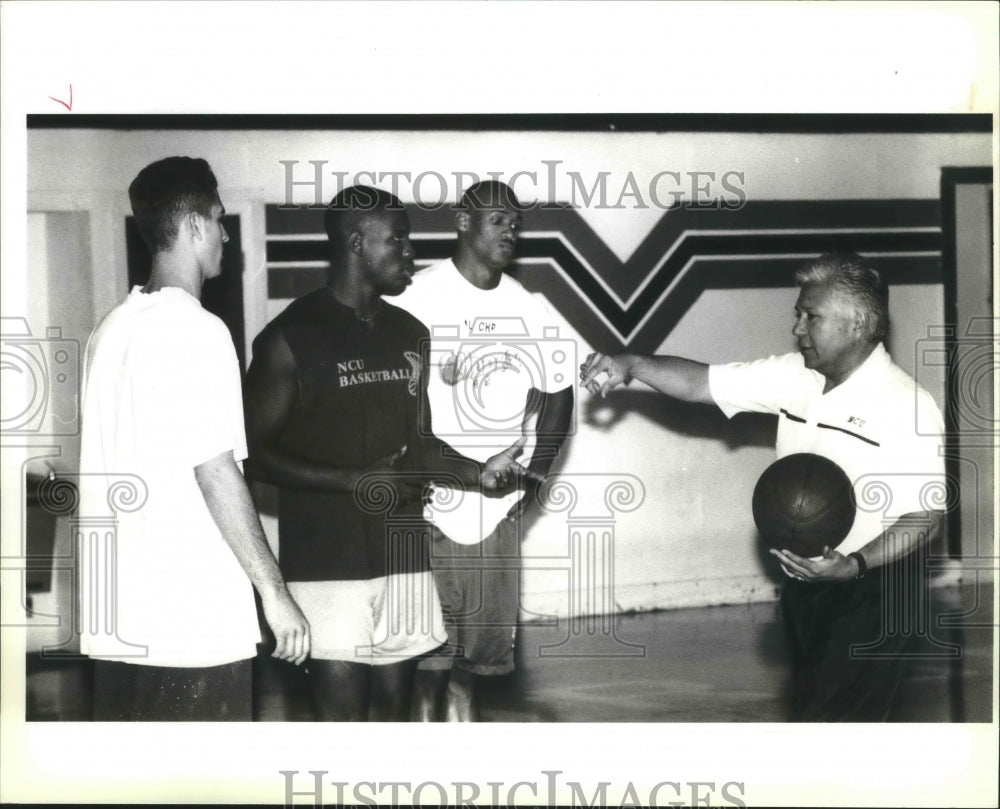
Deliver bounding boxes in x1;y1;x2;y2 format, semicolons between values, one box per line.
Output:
752;453;856;558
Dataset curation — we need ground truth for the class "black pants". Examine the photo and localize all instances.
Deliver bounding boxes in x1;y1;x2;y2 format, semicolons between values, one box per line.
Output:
780;561;922;722
93;658;252;721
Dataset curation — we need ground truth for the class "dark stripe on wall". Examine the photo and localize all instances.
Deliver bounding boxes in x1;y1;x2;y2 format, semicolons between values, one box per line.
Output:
266;199;944;352
267;199;941;231
268;200;943;302
511;255;943;354
267;206;327;234
519;231;941;332
269;267;328;300
267;199;942;302
527;200;942;299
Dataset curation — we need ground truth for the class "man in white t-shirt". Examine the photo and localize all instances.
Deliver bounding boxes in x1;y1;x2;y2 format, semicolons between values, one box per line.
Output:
79;157;309;720
580;252;946;721
395;181;575;721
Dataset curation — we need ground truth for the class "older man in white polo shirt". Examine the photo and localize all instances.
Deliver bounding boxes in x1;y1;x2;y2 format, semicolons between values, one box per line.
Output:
580;252;945;721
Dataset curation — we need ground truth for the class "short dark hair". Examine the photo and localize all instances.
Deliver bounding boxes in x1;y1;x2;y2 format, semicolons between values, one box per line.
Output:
128;157;220;254
457;180;524;213
795;251;890;343
323;185;404;249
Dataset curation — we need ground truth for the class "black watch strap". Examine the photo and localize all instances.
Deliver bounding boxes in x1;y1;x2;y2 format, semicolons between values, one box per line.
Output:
848;551;867;580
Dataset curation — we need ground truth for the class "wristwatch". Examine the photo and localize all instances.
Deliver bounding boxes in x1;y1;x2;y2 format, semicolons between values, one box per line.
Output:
847;551;867;580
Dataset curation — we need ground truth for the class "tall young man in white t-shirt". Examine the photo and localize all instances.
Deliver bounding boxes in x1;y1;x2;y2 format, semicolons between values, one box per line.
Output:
79;157;309;720
580;252;946;721
396;181;575;721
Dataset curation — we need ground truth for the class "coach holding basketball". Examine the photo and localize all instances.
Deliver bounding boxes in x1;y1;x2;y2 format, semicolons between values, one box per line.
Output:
580;252;946;721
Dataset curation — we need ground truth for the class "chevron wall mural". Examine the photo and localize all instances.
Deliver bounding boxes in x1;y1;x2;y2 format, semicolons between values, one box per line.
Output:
265;200;943;353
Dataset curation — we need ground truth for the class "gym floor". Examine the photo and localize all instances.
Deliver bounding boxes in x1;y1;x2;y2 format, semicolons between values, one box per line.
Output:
502;581;994;723
25;578;994;723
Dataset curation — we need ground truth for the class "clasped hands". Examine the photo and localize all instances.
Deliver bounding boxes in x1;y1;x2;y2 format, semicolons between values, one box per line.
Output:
360;438;530;506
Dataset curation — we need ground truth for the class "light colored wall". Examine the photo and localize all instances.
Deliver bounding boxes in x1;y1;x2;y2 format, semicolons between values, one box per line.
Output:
15;128;991;632
27;129;992;246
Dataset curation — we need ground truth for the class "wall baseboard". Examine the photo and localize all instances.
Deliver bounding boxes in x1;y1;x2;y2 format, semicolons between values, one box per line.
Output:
519;574;783;622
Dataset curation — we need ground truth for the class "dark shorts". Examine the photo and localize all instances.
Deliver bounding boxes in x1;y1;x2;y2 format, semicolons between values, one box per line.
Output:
92;658;252;721
417;518;521;676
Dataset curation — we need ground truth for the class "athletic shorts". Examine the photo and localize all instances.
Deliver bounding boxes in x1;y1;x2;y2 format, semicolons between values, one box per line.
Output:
289;573;445;664
92;658;252;721
417;518;520;676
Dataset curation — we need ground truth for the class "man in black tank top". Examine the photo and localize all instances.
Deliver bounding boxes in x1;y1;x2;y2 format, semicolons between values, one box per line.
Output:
243;187;522;720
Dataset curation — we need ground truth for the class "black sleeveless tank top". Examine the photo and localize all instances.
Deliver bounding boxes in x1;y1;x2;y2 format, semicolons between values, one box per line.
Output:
256;288;431;581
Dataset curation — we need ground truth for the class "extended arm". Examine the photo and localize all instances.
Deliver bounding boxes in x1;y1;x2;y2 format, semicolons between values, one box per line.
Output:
580;352;712;404
524;385;574;478
771;510;945;582
195;450;310;664
505;385;574;520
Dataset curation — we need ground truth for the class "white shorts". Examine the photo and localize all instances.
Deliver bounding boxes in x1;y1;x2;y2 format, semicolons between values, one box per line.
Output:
288;573;446;665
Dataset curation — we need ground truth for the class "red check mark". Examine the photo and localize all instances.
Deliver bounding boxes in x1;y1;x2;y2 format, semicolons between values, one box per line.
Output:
48;84;73;111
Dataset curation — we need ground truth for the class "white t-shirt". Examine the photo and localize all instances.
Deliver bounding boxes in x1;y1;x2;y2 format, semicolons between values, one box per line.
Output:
78;286;260;667
394;260;575;544
709;344;946;556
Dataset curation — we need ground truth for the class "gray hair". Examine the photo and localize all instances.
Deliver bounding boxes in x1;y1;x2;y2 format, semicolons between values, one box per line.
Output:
795;252;890;343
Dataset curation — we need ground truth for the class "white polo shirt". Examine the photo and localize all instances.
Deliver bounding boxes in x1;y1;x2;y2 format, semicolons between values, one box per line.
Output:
79;286;260;667
709;344;946;556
